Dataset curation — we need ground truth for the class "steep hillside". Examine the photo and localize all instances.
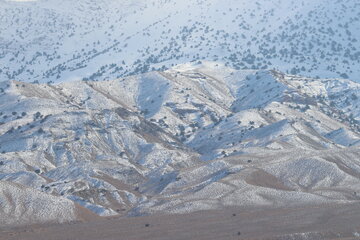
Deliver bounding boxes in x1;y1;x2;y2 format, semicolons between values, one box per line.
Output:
1;62;360;225
0;0;359;83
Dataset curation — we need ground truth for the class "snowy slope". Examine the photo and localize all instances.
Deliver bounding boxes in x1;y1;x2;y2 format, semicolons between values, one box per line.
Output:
2;62;360;225
0;181;97;227
0;0;359;83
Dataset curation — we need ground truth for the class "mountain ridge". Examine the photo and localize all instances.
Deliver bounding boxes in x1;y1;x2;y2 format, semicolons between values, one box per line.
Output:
1;62;360;226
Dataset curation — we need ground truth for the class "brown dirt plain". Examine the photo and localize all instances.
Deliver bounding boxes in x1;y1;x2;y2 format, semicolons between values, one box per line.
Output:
2;203;360;240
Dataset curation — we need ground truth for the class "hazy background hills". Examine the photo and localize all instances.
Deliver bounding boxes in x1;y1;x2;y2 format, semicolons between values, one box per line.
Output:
0;0;359;83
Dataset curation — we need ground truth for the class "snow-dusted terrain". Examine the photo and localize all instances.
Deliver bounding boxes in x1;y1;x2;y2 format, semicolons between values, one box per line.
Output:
2;61;360;226
0;181;97;227
0;0;359;84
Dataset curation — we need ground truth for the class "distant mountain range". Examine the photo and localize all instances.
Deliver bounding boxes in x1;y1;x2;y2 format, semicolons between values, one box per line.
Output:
0;0;359;83
2;62;360;226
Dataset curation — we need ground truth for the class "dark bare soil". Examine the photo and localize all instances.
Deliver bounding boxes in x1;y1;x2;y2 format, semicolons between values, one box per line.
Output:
2;203;360;240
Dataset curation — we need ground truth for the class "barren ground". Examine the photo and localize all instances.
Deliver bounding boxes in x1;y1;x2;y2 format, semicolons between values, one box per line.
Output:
2;203;360;240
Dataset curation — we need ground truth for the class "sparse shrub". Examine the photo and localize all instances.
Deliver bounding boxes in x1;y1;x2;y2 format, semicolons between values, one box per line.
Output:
38;128;45;134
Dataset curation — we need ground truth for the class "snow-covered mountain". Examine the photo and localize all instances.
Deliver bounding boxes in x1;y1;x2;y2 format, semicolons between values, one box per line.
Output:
0;0;359;83
2;62;360;226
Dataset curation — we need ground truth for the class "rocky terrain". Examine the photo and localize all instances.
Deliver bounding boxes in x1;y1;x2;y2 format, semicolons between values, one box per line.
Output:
0;0;359;83
1;61;360;227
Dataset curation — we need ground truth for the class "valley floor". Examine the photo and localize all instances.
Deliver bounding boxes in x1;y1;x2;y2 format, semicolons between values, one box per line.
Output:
2;203;360;240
